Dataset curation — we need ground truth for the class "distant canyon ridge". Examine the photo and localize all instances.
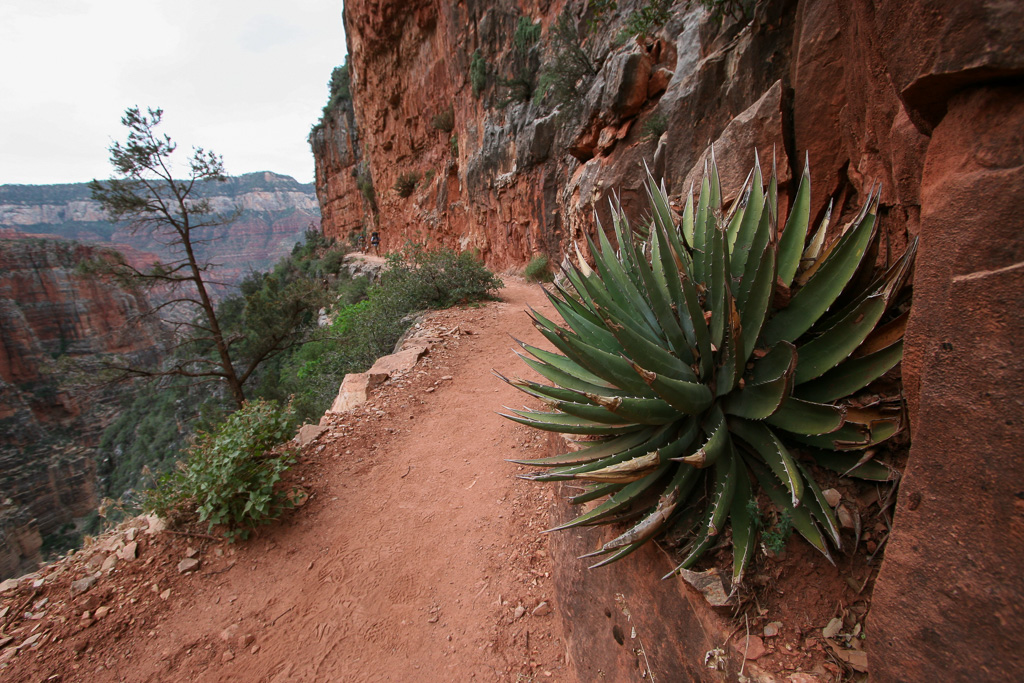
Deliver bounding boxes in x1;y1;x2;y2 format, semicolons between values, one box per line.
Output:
0;171;320;578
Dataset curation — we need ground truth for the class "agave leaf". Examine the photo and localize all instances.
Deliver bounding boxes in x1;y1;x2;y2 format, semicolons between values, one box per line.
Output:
715;294;744;396
778;156;811;287
725;168;753;249
573;241;593;277
675;406;729;467
729;465;757;586
749;458;833;563
721;369;791;419
570;258;662;345
749;341;798;384
737;244;776;362
707;447;737;536
548;281;604;328
502;374;598;405
766;397;846;436
693;168;711;283
515;341;615;390
570;481;624;504
730;152;764;278
796;462;843;549
584;394;680;425
559;335;661;397
547;465;671;531
586;539;648;568
656;417;701;460
731;419;804;507
529;423;679;481
651;220;699;350
796;341;902;403
812;451;897;481
628;358;715;415
517;354;624;399
570;451;662;483
707;217;730;347
542;296;620;352
549;398;650;426
638;228;694;360
593;304;699;383
853;310;909;358
681;181;696;248
763;192;879;345
593;465;701;553
790;419;898;451
799;199;832;273
507;428;657;467
503;408;639;435
680;270;715;379
797;188;876;287
664;507;717;577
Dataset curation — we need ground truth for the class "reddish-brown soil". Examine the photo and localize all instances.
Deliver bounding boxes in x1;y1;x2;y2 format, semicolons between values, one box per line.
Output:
0;278;891;682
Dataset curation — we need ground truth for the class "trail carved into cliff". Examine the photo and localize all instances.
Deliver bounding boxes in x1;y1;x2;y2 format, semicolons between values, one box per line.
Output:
0;278;572;682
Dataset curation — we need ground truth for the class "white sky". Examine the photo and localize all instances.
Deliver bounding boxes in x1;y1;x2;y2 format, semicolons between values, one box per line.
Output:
0;0;347;185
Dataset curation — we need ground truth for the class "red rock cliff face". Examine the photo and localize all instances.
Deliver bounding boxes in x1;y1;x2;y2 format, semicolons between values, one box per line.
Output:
319;0;1024;677
0;238;165;579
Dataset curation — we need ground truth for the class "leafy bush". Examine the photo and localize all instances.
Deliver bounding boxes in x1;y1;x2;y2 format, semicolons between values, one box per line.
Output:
514;16;542;52
394;172;420;198
641;112;669;141
503;153;916;587
145;400;298;541
431;105;455;132
535;13;597;110
470;50;488;98
450;133;459;157
618;0;674;42
524;254;553;282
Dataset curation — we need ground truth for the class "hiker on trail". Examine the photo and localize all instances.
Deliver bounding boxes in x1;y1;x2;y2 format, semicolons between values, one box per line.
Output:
370;231;380;256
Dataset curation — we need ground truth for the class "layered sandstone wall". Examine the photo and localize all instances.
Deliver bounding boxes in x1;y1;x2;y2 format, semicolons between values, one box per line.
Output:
0;238;165;579
318;0;1024;678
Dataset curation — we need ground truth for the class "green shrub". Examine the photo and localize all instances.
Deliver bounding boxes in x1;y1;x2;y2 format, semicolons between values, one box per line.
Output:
431;105;455;132
450;133;459;157
524;254;553;282
618;0;674;42
514;17;542;52
145;400;298;541
535;13;597;110
394;171;420;198
641;112;669;141
470;50;488;98
503;153;916;586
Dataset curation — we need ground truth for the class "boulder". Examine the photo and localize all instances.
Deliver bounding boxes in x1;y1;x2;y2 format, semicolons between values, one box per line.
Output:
870;84;1024;682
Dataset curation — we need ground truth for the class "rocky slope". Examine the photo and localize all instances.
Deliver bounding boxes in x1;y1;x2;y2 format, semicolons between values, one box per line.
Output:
0;172;321;291
315;0;1024;679
0;238;166;580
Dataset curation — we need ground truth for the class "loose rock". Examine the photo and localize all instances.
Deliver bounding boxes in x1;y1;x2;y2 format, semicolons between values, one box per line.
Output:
178;558;200;574
532;601;552;617
71;574;99;596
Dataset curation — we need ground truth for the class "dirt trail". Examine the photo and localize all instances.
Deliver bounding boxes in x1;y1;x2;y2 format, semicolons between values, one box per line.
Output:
1;279;572;681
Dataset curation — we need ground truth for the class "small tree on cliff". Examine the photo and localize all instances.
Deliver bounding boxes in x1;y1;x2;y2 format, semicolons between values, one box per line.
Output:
89;107;322;408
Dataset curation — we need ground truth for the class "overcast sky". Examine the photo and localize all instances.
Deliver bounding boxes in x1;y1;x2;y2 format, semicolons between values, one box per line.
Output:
0;0;347;186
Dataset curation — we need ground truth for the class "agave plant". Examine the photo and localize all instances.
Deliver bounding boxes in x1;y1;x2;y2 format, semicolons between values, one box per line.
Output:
500;151;916;587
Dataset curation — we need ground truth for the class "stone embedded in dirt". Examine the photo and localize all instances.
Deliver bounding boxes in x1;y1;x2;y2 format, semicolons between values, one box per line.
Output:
836;505;857;530
764;622;783;638
145;515;166;535
0;578;17;594
95;605;111;620
222;650;235;662
732;634;766;660
822;617;843;639
440;375;453;381
119;541;138;561
86;554;106;572
532;601;552;617
240;633;255;649
822;488;842;508
160;589;171;600
513;605;526;620
786;674;822;683
71;574;99;596
220;624;240;642
677;568;733;607
178;558;200;574
297;424;327;445
126;527;137;542
18;633;43;651
250;645;260;655
101;555;118;572
0;606;8;619
185;547;199;558
0;636;12;648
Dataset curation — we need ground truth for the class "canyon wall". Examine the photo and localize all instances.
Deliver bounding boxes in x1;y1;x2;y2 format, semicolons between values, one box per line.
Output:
317;0;1024;678
0;172;321;291
0;238;166;579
